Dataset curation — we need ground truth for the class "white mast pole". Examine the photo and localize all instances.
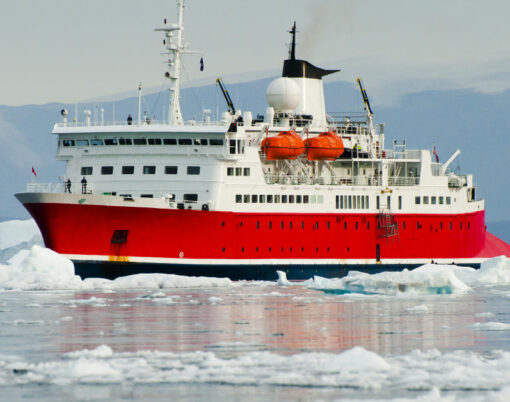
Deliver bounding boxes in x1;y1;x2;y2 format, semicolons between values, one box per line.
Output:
138;82;142;126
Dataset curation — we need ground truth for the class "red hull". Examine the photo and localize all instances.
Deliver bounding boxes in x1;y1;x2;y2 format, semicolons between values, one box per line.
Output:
21;201;510;263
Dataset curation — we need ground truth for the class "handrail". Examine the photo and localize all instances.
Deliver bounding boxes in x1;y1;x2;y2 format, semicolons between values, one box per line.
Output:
26;182;94;194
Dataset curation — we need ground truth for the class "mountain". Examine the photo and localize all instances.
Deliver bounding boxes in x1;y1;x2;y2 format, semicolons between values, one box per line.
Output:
0;78;509;224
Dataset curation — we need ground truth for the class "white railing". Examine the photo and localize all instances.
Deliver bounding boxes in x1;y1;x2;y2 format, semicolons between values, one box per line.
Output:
54;119;225;128
263;174;383;186
381;149;421;160
26;182;94;194
388;177;420;186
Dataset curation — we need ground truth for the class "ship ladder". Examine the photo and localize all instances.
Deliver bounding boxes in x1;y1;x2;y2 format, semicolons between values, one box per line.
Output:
377;209;399;242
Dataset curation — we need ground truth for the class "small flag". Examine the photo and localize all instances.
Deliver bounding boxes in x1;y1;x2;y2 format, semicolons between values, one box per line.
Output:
432;145;439;163
200;57;204;71
31;166;37;177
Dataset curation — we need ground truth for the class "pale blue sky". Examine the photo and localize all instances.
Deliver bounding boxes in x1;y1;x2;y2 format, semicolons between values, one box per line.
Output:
2;0;510;106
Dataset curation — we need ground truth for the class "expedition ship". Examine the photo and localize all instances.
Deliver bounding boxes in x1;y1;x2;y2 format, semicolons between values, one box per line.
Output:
16;1;510;279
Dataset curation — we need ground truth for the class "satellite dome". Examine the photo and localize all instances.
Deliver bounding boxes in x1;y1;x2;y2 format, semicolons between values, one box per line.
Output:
266;77;301;112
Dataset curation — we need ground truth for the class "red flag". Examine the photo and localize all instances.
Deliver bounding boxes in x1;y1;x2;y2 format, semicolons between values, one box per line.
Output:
432;145;439;163
31;166;37;177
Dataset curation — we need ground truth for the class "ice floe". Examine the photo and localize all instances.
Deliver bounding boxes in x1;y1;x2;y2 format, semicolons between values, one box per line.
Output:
3;344;510;394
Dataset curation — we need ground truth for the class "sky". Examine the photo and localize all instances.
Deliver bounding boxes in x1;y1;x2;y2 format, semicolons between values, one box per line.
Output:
2;0;510;106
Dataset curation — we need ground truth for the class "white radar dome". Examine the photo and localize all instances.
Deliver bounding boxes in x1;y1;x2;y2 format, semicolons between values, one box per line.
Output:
266;77;301;112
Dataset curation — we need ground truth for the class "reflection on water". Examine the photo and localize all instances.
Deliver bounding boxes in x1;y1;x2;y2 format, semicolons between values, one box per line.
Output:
46;286;487;356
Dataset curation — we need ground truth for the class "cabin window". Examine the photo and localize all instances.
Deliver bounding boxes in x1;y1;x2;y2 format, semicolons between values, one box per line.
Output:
133;138;146;145
282;195;288;203
431;196;437;205
303;195;309;204
398;196;402;210
76;139;89;146
163;138;177;145
251;195;258;203
446;197;451;205
267;195;273;203
243;194;250;203
235;167;242;176
243;168;250;176
229;139;236;154
387;195;391;209
62;140;75;147
143;166;156;174
227;167;234;176
81;166;93;175
275;195;280;203
237;139;245;154
90;139;104;146
259;194;266;203
179;139;192;145
415;196;421;205
210;139;223;146
439;196;444;205
366;196;369;209
289;195;295;203
423;196;429;205
236;195;242;203
184;194;198;202
104;138;118;145
376;195;380;209
296;195;302;204
336;195;340;209
141;194;153;198
148;138;162;145
165;166;178;174
122;166;134;175
101;166;113;175
119;138;132;145
187;166;200;175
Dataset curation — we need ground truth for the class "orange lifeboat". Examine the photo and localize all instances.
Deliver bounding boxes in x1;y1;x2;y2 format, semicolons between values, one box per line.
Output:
304;131;344;160
260;130;305;160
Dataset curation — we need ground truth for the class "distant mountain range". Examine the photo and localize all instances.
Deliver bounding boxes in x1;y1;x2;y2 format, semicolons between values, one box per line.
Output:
1;77;509;236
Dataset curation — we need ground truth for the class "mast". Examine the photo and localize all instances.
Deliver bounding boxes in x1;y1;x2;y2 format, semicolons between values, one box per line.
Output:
155;0;186;125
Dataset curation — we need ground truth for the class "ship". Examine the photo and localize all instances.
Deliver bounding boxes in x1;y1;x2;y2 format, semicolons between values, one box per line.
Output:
16;0;510;280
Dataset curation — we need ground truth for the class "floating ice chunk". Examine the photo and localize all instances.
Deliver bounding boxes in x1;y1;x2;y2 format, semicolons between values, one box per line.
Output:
66;345;114;359
309;265;471;296
475;312;495;318
406;304;429;314
475;256;510;285
276;270;292;286
0;245;82;290
208;296;222;303
470;322;510;331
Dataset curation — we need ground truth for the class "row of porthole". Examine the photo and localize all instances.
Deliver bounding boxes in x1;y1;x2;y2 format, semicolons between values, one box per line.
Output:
221;246;334;253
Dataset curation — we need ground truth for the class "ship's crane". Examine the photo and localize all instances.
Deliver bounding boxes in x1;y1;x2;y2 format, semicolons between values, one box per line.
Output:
357;77;373;117
216;78;236;116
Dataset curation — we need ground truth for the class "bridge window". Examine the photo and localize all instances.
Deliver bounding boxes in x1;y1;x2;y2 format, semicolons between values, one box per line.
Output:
104;138;118;145
187;166;200;175
133;138;146;145
210;139;223;146
63;140;75;147
90;139;104;146
101;166;113;175
229;139;236;154
179;139;192;145
122;166;134;175
163;138;177;145
76;139;89;146
141;194;153;198
165;166;178;174
81;166;93;175
143;166;156;174
148;138;162;145
119;138;132;145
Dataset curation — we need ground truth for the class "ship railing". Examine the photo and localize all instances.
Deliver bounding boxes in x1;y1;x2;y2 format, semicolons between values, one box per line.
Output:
26;182;94;194
381;149;421;160
388;177;420;186
54;119;226;128
263;174;383;186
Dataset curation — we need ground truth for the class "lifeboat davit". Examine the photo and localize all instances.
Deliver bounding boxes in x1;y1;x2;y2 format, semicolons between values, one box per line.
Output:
305;131;344;160
261;130;305;160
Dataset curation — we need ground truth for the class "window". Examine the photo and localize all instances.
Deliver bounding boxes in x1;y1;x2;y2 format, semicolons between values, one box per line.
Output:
296;195;302;204
184;194;198;202
143;166;156;174
243;168;250;176
431;196;437;205
267;195;273;203
446;197;451;205
259;194;266;203
81;166;93;175
439;196;444;205
148;138;162;145
387;196;391;209
227;167;234;176
141;194;153;198
163;138;177;145
165;166;178;175
122;166;134;175
289;195;295;203
235;167;242;176
104;138;118;145
119;138;132;145
229;139;236;154
101;166;113;175
303;195;309;204
423;196;429;205
282;195;288;203
210;139;223;146
269;221;272;229
336;195;340;209
63;140;75;147
398;196;402;210
243;194;250;203
256;221;260;229
376;196;380;209
415;196;421;205
179;139;192;145
366;196;369;209
236;195;242;203
274;195;280;203
76;139;89;146
251;195;258;203
90;139;103;146
133;138;146;145
194;138;208;146
187;166;200;175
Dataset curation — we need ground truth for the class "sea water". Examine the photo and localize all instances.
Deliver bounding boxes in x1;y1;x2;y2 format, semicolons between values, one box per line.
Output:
1;221;510;400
